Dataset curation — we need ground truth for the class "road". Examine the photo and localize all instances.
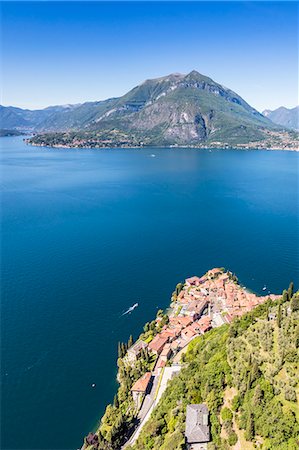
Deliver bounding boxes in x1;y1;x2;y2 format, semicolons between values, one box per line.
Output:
138;372;159;421
123;365;182;448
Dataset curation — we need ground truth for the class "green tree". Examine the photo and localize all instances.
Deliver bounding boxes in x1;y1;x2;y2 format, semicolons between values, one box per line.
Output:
113;394;119;408
157;309;164;317
291;293;299;312
175;282;183;296
253;384;263;407
128;335;133;348
277;303;282;328
288;282;294;300
245;412;254;441
228;431;238;446
282;289;289;303
221;407;233;422
231;394;241;412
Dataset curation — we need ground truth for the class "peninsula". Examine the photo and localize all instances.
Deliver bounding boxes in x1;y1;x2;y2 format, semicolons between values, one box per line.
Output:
81;269;299;450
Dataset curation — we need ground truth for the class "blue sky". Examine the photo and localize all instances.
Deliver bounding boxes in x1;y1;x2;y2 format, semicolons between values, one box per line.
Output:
1;1;298;111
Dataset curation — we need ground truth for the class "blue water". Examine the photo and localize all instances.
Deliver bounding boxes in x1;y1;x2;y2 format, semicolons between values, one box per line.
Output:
1;137;298;450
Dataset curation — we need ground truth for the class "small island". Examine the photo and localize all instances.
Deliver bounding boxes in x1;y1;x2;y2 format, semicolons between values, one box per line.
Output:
81;269;299;450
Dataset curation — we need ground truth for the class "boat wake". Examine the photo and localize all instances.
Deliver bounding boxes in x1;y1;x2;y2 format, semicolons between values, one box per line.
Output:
121;303;139;316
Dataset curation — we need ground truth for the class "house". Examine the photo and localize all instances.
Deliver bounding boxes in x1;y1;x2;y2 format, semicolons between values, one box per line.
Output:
197;316;212;334
160;328;177;342
170;340;180;353
178;316;193;328
86;432;99;446
185;404;210;449
127;340;148;362
181;326;197;342
223;313;234;324
186;299;209;319
156;358;166;370
160;343;172;362
207;268;222;279
131;372;153;407
188;322;201;334
148;335;168;355
185;276;202;287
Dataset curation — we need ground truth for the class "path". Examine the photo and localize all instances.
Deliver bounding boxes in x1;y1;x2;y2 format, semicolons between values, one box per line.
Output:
123;365;181;448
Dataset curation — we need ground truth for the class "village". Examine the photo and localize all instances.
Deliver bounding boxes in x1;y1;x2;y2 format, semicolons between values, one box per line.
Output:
84;268;281;449
103;267;280;449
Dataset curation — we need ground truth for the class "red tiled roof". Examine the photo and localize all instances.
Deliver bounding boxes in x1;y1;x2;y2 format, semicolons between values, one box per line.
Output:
160;329;177;340
185;276;201;285
131;372;152;393
197;316;212;333
160;343;171;357
156;359;166;369
178;316;193;327
148;335;168;353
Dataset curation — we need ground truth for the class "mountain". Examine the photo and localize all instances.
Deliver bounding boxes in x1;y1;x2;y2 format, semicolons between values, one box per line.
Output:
263;106;299;131
1;71;298;148
0;104;79;130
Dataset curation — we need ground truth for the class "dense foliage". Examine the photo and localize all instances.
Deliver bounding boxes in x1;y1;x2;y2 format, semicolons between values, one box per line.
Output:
83;312;166;450
83;286;298;450
130;287;299;450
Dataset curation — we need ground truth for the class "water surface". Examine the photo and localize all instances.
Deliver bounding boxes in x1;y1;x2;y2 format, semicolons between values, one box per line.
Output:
1;137;298;450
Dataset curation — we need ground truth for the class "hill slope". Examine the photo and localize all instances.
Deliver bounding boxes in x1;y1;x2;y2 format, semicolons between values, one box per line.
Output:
81;277;298;450
0;104;79;130
263;106;299;131
131;291;299;450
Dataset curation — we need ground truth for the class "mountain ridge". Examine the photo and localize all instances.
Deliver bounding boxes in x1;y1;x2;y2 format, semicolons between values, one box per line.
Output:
1;70;298;149
263;106;299;131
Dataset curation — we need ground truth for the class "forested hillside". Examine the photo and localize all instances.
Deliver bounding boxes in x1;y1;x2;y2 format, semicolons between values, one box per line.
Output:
128;288;299;450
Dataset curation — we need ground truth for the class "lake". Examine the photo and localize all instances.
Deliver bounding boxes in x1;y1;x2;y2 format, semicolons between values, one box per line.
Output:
1;137;298;450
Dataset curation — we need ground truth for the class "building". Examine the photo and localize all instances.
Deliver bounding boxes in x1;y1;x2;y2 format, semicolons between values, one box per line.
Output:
148;335;168;355
178;316;193;328
185;276;202;287
160;328;177;342
185;404;210;449
85;432;98;446
207;268;222;279
197;316;212;334
181;326;197;342
160;343;172;362
127;340;148;362
156;358;166;370
186;299;209;319
170;340;180;354
131;372;153;408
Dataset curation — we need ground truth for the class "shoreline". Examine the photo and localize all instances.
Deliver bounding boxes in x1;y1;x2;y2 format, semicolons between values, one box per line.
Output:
82;268;280;450
26;141;299;152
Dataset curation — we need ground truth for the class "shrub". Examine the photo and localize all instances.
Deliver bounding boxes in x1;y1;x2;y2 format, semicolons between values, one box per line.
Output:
228;431;238;446
284;387;297;402
231;394;241;412
221;407;233;422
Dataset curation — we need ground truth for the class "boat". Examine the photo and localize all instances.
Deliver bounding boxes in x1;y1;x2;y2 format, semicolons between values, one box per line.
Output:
122;302;139;316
